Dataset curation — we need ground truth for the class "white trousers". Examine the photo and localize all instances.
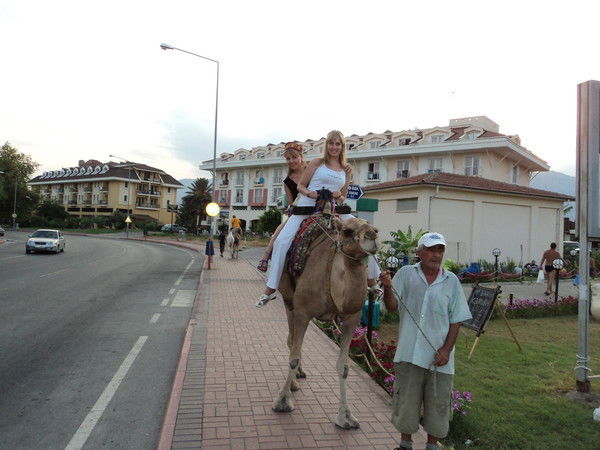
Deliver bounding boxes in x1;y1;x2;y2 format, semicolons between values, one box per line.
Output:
266;214;380;290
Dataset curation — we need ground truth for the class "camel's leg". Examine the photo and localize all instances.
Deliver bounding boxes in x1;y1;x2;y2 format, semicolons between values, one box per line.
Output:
273;311;310;413
334;313;361;429
285;309;301;392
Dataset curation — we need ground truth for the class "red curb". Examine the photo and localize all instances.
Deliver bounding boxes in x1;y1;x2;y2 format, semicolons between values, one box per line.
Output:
156;257;207;450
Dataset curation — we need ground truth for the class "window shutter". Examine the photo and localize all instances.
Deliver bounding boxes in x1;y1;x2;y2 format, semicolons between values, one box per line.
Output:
249;189;254;204
263;189;268;205
227;190;231;205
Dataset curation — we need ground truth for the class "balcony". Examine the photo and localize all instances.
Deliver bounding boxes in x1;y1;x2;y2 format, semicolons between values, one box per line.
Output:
98;200;108;205
68;201;77;205
219;179;229;186
136;203;159;210
83;187;92;193
367;172;380;181
396;170;409;179
82;200;92;205
137;189;161;196
69;187;77;193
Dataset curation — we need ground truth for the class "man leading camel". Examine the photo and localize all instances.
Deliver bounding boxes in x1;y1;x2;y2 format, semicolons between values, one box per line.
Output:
380;232;471;450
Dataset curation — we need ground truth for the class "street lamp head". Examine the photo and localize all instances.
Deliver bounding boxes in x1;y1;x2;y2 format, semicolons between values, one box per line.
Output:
160;43;175;51
492;248;502;257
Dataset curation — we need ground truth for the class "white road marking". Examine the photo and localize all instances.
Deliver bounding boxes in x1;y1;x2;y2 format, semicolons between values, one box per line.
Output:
150;314;160;323
174;259;194;286
0;255;25;260
160;298;169;307
40;268;70;278
170;290;195;307
169;288;175;295
65;336;148;450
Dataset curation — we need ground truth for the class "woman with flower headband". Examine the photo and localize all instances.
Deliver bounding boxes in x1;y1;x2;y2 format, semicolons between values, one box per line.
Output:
256;130;380;307
256;142;307;272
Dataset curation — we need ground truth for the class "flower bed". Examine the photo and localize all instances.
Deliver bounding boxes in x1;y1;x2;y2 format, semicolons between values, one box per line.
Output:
313;321;472;416
492;295;578;320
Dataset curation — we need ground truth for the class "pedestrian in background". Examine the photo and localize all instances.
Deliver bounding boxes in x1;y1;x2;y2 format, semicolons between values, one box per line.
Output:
540;242;561;296
380;232;472;450
218;229;226;257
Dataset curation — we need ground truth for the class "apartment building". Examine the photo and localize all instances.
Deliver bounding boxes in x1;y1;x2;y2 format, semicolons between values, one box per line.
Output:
28;159;183;224
199;116;552;232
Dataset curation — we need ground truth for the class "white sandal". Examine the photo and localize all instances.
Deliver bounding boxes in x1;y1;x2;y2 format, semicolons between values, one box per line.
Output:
255;293;276;308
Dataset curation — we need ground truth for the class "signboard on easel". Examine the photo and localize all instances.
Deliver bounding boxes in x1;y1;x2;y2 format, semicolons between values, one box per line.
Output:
461;284;522;359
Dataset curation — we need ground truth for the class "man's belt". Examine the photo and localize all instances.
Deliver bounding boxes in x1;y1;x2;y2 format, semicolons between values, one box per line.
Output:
289;204;352;215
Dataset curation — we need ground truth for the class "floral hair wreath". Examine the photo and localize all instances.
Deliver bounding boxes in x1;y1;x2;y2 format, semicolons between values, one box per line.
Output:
284;142;303;153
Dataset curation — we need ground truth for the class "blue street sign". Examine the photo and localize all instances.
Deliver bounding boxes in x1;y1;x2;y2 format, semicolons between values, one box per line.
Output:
346;184;364;200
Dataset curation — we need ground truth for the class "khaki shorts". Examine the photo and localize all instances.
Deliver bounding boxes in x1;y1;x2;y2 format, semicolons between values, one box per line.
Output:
391;362;453;438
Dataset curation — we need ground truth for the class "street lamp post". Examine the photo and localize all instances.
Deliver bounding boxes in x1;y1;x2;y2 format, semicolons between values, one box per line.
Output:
492;248;502;282
110;155;132;238
160;43;219;240
552;258;565;303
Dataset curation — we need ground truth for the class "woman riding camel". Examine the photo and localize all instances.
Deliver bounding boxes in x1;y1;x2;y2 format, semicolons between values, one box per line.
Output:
256;130;380;307
256;142;307;272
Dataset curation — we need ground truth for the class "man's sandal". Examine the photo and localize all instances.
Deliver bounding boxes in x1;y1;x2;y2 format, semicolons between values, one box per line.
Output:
255;293;276;308
257;259;269;272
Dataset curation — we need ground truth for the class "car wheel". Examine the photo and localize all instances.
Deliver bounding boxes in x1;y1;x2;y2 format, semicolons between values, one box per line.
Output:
61;245;65;253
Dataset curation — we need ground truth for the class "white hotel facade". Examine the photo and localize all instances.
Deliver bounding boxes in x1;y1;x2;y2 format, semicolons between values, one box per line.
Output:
200;116;570;262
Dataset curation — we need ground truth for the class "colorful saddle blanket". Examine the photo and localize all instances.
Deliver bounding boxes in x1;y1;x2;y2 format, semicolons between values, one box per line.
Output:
287;214;336;277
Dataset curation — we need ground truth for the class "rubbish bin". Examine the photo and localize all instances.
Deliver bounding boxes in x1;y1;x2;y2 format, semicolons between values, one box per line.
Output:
360;299;380;328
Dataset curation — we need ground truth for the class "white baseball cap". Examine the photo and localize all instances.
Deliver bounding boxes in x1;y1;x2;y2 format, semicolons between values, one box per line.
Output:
418;232;446;248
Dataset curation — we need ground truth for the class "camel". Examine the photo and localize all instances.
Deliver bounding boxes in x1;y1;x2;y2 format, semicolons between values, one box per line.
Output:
273;215;380;429
226;228;241;259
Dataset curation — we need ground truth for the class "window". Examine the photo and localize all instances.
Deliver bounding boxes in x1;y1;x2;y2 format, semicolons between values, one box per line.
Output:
235;188;244;203
367;162;379;180
347;143;355;151
124;194;128;202
428;158;442;173
256;152;265;159
254;170;264;184
396;198;418;212
398;137;411;146
254;188;264;203
273;168;283;184
396;160;410;178
271;187;282;202
124;181;128;188
464;156;480;176
218;190;228;203
235;170;244;185
430;134;444;144
369;140;381;149
220;172;229;185
239;154;246;160
167;187;171;193
466;131;478;140
276;150;284;157
511;166;518;184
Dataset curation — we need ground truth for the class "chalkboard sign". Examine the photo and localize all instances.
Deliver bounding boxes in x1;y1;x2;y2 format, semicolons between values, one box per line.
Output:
462;285;501;335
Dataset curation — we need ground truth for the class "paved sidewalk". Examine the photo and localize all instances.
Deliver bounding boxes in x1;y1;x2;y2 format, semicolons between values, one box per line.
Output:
163;248;427;450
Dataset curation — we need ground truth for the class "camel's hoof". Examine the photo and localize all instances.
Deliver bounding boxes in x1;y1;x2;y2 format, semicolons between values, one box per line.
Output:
291;379;300;391
272;395;294;413
335;411;360;430
296;368;307;379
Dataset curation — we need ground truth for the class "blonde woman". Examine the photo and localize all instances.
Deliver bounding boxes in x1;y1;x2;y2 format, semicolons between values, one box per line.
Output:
256;130;380;307
256;142;307;272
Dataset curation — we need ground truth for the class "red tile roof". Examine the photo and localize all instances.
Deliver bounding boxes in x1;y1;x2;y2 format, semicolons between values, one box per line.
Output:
363;172;573;201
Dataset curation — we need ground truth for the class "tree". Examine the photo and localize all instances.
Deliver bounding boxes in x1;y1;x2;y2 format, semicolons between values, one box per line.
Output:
178;178;212;231
36;200;70;221
0;142;40;225
380;225;426;263
257;207;282;234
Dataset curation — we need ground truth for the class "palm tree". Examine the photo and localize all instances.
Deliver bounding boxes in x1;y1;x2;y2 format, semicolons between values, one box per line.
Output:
179;178;212;231
380;225;426;263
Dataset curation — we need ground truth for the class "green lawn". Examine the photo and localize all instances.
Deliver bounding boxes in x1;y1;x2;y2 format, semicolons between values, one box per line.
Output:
378;317;600;449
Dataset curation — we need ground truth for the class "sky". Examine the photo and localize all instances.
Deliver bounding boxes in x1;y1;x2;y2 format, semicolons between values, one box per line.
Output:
1;0;599;181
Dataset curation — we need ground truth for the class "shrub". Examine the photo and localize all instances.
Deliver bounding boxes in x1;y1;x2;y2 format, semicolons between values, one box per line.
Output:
492;296;578;320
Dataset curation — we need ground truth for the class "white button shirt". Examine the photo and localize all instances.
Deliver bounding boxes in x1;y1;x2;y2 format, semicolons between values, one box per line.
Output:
392;263;472;375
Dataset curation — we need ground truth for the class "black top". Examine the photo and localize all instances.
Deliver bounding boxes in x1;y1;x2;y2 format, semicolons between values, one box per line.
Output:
283;176;298;202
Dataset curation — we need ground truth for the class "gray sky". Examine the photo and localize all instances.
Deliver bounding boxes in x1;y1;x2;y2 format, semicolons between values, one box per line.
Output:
1;0;598;180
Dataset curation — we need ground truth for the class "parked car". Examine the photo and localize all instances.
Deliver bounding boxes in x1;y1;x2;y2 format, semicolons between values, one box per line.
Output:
0;226;4;236
161;224;187;233
26;229;66;254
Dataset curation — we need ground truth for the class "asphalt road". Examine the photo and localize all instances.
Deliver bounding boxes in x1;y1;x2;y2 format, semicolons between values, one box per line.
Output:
0;231;204;449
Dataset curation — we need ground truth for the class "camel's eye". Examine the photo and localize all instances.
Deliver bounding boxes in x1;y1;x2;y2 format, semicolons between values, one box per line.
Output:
343;229;354;237
365;231;377;240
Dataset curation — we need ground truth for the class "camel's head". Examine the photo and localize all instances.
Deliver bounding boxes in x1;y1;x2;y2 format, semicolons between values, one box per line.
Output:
335;217;380;257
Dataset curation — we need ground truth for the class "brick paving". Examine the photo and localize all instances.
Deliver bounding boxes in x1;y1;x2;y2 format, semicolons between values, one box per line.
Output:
164;247;428;450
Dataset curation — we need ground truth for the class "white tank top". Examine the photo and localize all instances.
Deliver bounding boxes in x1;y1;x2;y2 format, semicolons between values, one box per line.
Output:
296;163;346;207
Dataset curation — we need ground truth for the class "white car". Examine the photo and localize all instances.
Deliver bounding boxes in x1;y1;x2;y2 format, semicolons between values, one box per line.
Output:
26;229;66;254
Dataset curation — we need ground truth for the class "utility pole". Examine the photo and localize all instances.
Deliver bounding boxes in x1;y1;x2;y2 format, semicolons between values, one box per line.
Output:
12;176;17;229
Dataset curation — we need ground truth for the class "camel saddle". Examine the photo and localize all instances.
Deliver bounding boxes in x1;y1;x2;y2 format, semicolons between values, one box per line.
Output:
287;189;340;277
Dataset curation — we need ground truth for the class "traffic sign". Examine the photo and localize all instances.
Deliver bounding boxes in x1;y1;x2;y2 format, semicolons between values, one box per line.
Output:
346;184;364;200
11;213;17;218
125;216;132;223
